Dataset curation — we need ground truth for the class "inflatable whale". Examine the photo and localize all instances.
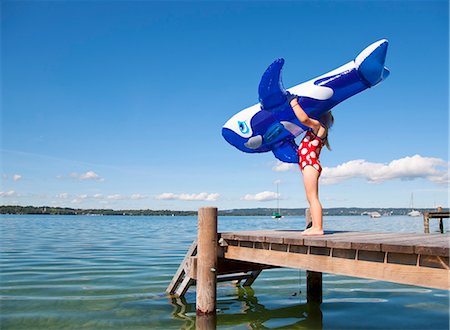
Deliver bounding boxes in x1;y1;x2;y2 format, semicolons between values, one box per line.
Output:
222;39;390;163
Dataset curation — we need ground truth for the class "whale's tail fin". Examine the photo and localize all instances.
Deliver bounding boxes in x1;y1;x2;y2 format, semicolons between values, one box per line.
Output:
355;39;390;86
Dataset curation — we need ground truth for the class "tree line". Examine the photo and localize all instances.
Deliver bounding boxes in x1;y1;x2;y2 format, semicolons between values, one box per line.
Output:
0;205;436;217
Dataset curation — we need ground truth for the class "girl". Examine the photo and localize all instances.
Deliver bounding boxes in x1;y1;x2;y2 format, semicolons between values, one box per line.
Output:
289;96;333;236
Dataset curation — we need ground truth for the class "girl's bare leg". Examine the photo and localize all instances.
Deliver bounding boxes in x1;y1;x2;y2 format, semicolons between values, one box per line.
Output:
302;166;324;236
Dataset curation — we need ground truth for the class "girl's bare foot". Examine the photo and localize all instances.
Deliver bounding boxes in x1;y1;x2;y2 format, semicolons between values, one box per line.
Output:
301;227;313;235
302;228;324;236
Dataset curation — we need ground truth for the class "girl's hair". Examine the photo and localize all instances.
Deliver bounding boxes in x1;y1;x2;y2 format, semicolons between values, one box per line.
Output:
321;112;334;150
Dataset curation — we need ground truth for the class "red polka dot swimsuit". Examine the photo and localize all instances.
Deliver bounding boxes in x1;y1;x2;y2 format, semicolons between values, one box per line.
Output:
298;131;325;175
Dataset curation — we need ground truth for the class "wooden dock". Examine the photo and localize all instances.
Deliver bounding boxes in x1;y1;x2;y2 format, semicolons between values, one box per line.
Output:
220;229;449;290
167;208;449;319
424;208;449;233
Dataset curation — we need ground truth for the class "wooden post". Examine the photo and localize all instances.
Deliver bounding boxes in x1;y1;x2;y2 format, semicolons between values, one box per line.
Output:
423;212;430;234
196;207;218;316
437;207;444;233
196;313;216;330
306;270;322;304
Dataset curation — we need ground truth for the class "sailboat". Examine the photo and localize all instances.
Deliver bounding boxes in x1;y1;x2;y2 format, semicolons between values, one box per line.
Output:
272;181;283;219
408;193;421;217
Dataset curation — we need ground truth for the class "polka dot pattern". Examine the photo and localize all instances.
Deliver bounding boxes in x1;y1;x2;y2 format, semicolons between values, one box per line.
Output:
297;131;324;175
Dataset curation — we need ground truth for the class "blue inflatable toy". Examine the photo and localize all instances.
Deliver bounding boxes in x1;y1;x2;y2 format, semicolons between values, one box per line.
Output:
222;39;390;163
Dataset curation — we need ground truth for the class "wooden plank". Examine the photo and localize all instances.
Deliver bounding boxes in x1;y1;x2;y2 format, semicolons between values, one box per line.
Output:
387;252;418;266
413;235;449;256
217;273;252;283
221;231;449;257
415;245;450;257
419;255;449;269
307;232;374;248
428;212;450;218
380;234;437;254
217;258;274;275
264;234;284;244
332;248;357;259
175;276;195;297
350;233;402;252
326;232;380;249
242;269;263;287
224;245;450;290
166;240;197;295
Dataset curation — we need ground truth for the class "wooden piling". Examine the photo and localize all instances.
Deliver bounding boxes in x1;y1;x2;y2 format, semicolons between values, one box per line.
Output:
424;206;448;234
424;212;430;234
306;270;322;304
196;207;218;316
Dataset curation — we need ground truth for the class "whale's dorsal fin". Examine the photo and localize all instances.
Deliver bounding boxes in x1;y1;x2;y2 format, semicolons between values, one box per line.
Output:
258;58;288;111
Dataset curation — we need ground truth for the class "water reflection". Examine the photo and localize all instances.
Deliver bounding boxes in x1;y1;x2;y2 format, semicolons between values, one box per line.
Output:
170;286;323;330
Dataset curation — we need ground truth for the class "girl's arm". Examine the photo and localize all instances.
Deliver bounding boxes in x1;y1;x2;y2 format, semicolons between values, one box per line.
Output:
290;98;326;137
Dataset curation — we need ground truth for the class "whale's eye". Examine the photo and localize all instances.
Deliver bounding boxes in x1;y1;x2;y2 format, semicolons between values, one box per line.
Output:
238;121;249;134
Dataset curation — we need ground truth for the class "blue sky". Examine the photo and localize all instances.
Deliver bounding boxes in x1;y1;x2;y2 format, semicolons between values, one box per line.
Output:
1;0;448;211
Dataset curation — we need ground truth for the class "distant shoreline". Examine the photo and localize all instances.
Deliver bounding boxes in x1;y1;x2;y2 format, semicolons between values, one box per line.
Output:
1;205;445;217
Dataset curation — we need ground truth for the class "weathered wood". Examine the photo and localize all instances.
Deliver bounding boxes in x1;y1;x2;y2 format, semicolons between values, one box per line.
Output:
166;240;197;295
424;213;430;234
428;211;450;218
175;276;195;298
424;208;448;234
326;232;379;249
419;255;449;269
171;227;449;300
350;233;402;251
380;234;439;254
307;271;322;304
196;313;216;330
196;207;218;315
224;245;450;290
242;269;263;287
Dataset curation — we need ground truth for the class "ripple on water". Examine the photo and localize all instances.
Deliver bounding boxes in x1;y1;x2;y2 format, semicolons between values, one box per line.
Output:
1;215;449;330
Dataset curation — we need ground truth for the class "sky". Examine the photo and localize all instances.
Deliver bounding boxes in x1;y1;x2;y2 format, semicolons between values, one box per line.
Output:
1;0;449;211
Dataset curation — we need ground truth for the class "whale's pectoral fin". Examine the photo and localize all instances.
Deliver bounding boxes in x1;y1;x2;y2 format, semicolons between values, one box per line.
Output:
258;58;288;111
272;139;299;163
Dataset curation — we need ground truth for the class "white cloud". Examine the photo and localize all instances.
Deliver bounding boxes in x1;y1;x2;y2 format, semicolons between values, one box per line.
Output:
241;191;279;202
70;194;88;204
67;171;104;182
79;171;104;181
56;192;70;199
131;193;147;200
107;194;124;200
321;155;448;185
155;192;220;201
155;193;177;200
0;190;17;197
13;174;22;181
54;192;147;202
272;161;296;172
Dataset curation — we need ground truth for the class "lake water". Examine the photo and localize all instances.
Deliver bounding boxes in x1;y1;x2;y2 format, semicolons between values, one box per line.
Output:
1;214;448;329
